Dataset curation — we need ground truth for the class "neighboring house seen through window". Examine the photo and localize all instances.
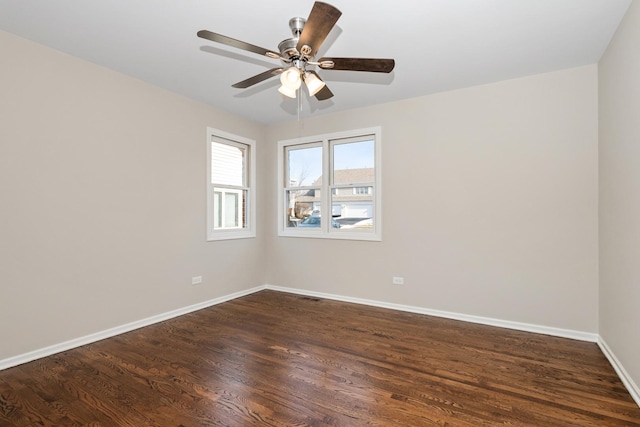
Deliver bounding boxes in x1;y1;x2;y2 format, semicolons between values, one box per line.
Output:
278;127;381;241
207;128;256;241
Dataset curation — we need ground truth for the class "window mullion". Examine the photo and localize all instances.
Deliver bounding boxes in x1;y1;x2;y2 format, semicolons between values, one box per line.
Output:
322;138;331;233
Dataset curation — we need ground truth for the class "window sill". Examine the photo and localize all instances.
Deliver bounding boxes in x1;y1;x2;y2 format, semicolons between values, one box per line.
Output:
278;229;381;242
207;230;256;241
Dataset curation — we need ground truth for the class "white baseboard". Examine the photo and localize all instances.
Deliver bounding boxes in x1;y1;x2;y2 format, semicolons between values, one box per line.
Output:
598;337;640;408
0;286;265;371
6;283;635;408
266;285;640;407
265;285;599;342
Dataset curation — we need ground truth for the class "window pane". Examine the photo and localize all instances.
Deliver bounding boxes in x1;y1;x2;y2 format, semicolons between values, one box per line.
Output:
332;187;374;229
333;140;374;185
332;139;375;231
287;145;322;187
224;192;239;228
211;141;245;186
213;191;222;228
285;189;320;228
213;188;246;230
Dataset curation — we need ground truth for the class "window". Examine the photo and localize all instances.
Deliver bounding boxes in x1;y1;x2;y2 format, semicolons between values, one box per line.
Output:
207;128;256;240
353;187;372;195
277;127;381;241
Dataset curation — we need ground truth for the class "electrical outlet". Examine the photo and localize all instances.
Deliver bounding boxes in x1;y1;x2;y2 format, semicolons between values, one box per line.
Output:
392;276;404;285
191;276;203;285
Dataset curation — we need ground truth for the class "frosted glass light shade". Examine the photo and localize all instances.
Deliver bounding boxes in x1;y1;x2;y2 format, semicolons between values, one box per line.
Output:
303;72;325;96
280;67;302;90
278;84;297;98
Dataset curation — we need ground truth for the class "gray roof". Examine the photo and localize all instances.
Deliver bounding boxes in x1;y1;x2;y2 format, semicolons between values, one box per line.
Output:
313;168;374;185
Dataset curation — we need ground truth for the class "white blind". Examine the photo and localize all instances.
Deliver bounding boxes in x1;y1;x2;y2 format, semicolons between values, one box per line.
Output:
211;141;244;186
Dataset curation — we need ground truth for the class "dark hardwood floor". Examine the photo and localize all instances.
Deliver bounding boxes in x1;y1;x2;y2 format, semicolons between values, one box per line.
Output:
1;290;639;426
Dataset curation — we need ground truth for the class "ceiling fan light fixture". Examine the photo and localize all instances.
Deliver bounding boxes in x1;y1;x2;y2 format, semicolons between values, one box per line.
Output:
198;2;395;103
303;71;325;97
280;67;302;90
278;84;297;98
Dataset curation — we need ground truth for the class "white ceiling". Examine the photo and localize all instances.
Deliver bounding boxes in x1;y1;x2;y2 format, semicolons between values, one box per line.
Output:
0;0;631;124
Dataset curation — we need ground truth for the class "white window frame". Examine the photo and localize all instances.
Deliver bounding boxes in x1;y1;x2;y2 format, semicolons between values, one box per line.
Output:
206;127;256;241
277;127;382;241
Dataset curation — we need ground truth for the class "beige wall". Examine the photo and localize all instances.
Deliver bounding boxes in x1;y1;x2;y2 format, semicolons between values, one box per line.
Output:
599;0;640;391
0;30;267;360
265;65;599;333
1;27;602;363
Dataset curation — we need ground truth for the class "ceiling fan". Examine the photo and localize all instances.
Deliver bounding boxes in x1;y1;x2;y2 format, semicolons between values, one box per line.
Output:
197;1;395;101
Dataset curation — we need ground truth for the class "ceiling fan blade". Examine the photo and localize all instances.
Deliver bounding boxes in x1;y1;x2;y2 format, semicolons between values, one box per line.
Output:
197;30;279;58
296;2;342;57
314;84;334;101
318;57;395;73
232;68;283;89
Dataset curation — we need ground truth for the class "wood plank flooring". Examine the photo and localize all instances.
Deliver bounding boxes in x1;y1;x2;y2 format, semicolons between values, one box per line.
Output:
1;290;639;426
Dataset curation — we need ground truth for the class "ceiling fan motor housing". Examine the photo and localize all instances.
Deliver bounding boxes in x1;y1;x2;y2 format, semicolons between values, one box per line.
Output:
289;17;306;37
279;15;315;62
278;38;299;59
